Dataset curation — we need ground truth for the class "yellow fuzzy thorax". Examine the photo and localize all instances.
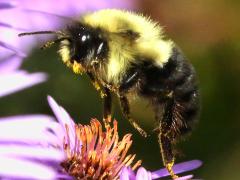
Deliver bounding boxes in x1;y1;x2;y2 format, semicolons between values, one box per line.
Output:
82;9;173;84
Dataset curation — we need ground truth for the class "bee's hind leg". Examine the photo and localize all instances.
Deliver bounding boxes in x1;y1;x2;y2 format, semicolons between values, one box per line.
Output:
154;99;179;179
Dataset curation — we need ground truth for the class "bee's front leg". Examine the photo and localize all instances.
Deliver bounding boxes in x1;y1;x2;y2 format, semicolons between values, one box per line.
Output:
87;72;112;128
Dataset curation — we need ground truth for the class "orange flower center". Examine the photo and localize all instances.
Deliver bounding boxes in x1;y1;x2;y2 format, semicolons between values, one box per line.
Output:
61;119;141;179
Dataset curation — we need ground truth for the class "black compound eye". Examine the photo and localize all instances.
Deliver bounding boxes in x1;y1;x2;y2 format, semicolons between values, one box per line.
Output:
70;33;93;62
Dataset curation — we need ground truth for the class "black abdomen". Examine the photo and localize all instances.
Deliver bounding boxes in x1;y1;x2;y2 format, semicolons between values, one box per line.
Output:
139;47;199;138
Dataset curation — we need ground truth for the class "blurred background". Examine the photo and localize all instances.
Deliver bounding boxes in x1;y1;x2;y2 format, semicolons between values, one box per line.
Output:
1;0;239;179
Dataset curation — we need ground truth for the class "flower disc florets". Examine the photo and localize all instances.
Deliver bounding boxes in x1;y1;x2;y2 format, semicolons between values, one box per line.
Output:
61;119;141;179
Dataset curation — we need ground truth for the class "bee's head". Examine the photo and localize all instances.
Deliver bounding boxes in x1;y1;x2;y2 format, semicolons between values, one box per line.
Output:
64;24;107;65
18;24;108;74
58;24;108;74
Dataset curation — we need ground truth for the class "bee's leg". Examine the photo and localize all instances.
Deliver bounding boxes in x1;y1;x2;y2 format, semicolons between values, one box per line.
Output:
103;87;112;128
119;94;147;137
155;99;178;179
87;72;107;98
87;72;111;127
159;134;178;179
118;69;147;137
155;88;199;179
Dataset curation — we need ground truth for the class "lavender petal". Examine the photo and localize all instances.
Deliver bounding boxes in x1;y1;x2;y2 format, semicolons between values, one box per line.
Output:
0;41;26;57
0;55;23;73
0;2;16;9
0;22;27;31
176;175;194;180
47;96;76;149
18;0;134;17
136;167;151;180
0;157;57;179
0;145;65;161
0;71;47;97
56;174;74;180
151;160;202;179
120;167;132;180
0;115;61;146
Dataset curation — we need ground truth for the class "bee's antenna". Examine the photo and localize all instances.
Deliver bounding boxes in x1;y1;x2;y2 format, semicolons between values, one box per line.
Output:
18;30;64;37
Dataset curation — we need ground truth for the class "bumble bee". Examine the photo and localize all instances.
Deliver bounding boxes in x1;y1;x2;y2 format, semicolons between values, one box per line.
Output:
19;9;199;178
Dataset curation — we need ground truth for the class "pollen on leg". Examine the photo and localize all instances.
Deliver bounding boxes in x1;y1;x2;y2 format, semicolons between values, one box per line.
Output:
166;161;179;179
72;61;86;74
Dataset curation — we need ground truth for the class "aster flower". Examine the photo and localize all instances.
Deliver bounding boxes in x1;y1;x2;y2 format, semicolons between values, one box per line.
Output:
0;96;202;179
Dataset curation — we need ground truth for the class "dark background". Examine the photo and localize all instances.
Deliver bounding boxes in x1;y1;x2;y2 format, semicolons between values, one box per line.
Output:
1;1;240;179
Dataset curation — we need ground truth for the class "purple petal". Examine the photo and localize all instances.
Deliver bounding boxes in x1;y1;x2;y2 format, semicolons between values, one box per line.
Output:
0;26;37;54
120;167;134;180
0;2;16;9
18;0;134;17
151;160;202;179
47;96;76;149
0;40;26;57
0;71;47;97
176;175;193;180
0;157;57;179
0;145;64;161
56;174;73;180
0;22;27;31
83;0;134;11
0;115;61;146
136;167;151;180
0;55;23;73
